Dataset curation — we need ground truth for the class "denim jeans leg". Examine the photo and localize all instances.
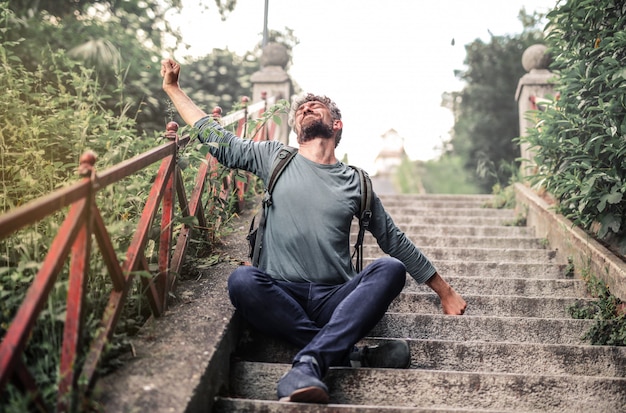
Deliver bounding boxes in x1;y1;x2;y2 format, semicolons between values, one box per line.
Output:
295;257;407;375
227;265;320;348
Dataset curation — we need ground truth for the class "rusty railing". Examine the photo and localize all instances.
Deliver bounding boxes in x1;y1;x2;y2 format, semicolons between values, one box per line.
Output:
0;94;278;411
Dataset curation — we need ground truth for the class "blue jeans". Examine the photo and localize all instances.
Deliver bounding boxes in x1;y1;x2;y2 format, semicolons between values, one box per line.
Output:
227;257;407;376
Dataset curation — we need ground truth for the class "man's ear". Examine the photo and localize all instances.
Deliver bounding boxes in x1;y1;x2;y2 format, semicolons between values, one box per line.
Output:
333;119;343;132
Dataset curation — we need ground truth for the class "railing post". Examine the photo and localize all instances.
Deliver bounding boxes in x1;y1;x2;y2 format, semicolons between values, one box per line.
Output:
159;122;178;312
57;151;97;412
236;96;250;138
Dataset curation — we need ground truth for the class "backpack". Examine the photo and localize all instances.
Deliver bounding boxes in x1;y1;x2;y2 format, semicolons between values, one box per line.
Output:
246;146;373;272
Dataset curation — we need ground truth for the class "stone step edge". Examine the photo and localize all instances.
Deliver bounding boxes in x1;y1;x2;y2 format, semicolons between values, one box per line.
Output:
226;361;626;413
398;291;590;300
233;333;625;378
214;397;502;413
372;313;594;345
232;360;626;382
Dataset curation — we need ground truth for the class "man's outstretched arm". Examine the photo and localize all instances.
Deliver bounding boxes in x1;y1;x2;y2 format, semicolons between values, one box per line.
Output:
160;59;207;126
426;272;467;315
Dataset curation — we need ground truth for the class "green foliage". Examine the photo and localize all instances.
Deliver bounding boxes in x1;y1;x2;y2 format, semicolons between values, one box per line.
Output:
569;270;626;346
449;9;546;192
0;5;162;408
0;17;147;211
0;0;275;408
394;154;482;194
182;49;261;117
5;0;188;135
485;183;517;209
520;0;626;252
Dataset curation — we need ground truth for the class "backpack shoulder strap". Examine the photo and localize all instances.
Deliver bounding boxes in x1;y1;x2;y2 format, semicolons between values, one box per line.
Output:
350;166;373;272
266;146;299;199
251;146;298;266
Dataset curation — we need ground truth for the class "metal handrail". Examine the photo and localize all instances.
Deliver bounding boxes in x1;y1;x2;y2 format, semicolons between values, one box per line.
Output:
0;95;279;412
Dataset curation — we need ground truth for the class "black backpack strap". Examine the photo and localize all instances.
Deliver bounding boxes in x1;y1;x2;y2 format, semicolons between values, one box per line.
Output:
351;166;373;272
251;146;298;266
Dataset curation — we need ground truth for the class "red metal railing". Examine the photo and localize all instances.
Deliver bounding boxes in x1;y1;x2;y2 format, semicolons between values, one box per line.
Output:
0;94;279;411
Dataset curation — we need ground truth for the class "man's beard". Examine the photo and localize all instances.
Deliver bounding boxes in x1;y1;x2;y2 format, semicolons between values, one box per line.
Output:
298;119;334;144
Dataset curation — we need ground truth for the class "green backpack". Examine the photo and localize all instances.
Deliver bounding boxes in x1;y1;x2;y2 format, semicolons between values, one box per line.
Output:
247;146;373;272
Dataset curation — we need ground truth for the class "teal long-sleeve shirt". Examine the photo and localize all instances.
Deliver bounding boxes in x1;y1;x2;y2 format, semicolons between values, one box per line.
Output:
194;116;437;285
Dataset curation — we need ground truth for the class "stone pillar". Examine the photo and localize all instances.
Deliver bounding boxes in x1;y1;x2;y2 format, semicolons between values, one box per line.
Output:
515;44;555;176
251;42;293;144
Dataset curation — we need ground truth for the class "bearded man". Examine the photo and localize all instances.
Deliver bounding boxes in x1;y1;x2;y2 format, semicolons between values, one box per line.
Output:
160;59;467;404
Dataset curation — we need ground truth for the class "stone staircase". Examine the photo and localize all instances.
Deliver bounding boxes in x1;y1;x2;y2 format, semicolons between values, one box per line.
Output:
212;194;626;412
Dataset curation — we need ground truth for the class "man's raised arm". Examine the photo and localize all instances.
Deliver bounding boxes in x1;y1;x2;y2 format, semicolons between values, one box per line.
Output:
160;58;207;126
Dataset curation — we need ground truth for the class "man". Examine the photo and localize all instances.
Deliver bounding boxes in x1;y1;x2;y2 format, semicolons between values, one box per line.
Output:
160;58;467;404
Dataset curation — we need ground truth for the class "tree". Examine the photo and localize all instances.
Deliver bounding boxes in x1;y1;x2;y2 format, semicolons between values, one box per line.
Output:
448;10;545;192
5;0;241;134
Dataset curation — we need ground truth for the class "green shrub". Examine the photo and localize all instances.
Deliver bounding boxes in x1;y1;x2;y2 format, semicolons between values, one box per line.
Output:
520;0;626;253
569;270;626;346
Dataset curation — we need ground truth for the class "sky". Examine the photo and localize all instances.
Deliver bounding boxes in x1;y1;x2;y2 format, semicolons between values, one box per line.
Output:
167;0;558;173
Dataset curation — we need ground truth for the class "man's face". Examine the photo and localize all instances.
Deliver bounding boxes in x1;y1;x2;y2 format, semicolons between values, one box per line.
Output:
295;100;335;142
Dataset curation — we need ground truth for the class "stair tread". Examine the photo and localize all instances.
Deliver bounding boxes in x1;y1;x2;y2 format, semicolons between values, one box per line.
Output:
215;397;509;412
234;333;626;378
389;292;591;318
406;277;588;298
371;313;593;345
225;361;626;412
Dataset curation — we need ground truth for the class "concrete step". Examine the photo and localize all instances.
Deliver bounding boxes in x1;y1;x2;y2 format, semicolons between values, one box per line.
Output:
393;215;519;227
371;313;593;345
365;235;548;249
405;276;588;298
364;246;563;264
426;260;569;279
215;398;493;412
354;232;540;248
370;225;535;237
223;361;626;412
378;194;495;209
384;207;516;218
406;338;626;378
389;292;591;318
233;331;626;378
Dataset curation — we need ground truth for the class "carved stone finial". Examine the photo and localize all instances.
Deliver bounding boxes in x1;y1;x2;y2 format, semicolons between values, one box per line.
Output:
522;44;551;72
259;42;289;69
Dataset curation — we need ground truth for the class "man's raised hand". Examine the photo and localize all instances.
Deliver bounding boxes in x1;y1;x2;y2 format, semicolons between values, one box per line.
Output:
161;59;181;91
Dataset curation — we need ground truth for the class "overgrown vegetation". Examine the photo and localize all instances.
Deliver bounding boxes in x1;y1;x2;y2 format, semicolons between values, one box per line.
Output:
569;269;626;346
0;0;284;410
520;0;626;255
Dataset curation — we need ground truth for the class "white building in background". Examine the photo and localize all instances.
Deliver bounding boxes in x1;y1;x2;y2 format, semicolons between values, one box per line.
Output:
374;128;407;176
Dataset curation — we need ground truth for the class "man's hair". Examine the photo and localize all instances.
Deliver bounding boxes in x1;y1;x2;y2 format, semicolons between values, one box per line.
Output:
288;93;343;147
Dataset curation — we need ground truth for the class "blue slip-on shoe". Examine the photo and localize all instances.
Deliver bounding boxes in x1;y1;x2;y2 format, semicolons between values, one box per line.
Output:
349;339;410;368
277;356;329;404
